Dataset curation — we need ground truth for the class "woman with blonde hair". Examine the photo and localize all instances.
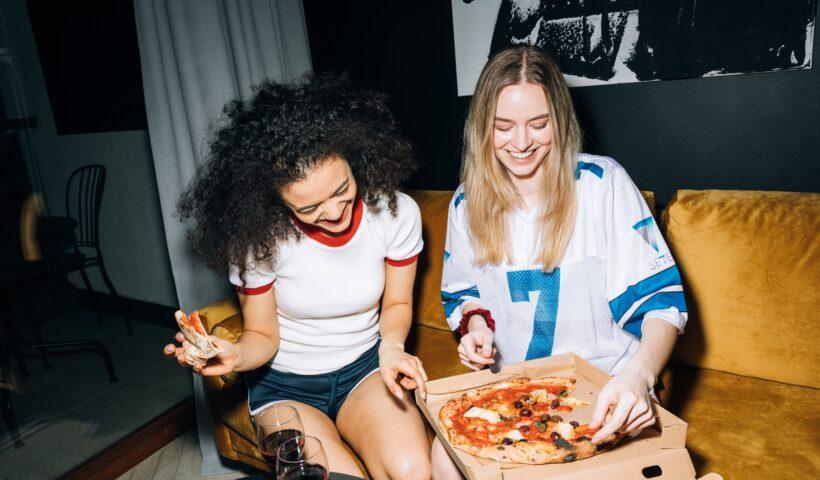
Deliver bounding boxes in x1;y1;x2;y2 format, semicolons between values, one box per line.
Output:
432;45;687;478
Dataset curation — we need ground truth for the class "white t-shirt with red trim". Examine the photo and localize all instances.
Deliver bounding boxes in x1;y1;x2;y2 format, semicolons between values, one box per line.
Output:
229;192;423;375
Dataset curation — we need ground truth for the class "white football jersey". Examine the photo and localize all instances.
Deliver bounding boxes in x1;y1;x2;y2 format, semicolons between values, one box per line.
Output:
441;154;687;374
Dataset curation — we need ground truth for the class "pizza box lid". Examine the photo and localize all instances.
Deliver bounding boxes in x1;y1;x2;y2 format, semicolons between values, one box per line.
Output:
415;352;710;480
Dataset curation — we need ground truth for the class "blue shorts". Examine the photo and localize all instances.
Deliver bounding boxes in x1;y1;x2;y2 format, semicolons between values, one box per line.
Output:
247;341;381;420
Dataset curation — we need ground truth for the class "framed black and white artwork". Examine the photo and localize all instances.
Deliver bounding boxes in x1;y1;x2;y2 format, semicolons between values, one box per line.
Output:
452;0;817;95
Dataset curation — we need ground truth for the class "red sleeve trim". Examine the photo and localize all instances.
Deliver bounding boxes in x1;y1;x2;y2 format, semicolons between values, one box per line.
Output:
235;281;274;295
385;253;420;267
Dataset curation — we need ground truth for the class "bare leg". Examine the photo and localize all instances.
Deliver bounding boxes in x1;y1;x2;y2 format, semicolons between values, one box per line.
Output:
431;437;463;480
256;401;364;477
336;373;431;480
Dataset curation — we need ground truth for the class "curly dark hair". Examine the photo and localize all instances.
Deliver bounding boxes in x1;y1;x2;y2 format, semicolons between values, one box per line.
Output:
178;73;416;281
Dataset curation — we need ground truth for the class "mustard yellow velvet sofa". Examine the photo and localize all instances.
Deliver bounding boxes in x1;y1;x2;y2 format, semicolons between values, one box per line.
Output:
198;188;819;479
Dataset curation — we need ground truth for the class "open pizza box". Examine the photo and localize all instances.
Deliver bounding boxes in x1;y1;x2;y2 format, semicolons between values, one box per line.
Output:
415;353;722;480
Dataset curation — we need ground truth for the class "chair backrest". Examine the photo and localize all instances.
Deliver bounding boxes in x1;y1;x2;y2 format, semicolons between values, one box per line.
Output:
65;165;106;249
20;192;43;262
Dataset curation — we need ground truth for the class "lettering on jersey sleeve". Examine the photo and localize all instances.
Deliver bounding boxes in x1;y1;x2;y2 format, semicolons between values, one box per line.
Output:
506;268;561;360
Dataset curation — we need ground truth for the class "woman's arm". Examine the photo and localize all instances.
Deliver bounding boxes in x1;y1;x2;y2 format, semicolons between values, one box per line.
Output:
378;261;428;400
169;288;281;377
228;288;281;372
589;317;678;442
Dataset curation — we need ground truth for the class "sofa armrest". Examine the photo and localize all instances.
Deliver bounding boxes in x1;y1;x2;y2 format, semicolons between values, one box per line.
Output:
199;297;241;332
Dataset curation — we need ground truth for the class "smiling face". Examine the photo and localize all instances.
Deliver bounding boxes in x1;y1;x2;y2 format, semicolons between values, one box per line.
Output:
279;156;358;235
493;82;553;185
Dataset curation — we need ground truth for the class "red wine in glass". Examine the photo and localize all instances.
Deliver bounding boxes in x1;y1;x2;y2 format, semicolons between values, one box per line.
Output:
255;404;304;469
279;464;329;480
259;428;302;465
276;436;329;480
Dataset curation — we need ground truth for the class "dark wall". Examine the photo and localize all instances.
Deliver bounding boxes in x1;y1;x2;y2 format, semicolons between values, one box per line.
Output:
304;1;819;206
26;0;146;134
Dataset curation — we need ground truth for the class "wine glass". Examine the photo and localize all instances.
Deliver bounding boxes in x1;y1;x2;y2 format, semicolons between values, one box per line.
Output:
255;404;304;468
276;436;329;480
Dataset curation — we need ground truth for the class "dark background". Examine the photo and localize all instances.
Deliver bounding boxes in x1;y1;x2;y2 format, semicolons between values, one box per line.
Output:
26;0;147;134
24;1;819;207
303;1;820;206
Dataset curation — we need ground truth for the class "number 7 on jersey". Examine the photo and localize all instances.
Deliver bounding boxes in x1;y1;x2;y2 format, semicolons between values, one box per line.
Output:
506;268;561;360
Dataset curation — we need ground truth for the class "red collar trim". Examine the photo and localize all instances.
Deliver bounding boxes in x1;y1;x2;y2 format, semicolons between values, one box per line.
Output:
292;197;364;247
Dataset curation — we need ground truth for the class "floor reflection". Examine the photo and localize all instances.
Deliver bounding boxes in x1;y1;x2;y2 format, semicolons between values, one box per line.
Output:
0;309;192;480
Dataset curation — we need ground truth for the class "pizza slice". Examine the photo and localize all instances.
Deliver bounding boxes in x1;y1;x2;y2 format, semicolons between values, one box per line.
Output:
175;310;223;365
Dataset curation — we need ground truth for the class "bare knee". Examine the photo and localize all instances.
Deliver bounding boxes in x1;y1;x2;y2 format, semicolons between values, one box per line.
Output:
431;438;462;480
383;450;431;480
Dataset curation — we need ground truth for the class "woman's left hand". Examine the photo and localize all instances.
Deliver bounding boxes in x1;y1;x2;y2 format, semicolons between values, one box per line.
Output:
378;341;429;401
589;367;656;443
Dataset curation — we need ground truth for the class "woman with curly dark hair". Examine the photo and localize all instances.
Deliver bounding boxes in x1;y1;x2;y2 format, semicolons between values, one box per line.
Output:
163;74;432;479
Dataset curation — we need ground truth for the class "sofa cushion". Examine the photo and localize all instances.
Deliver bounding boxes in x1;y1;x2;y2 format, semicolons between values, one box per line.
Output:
663;190;820;388
406;324;471;380
408;190;452;332
662;364;820;479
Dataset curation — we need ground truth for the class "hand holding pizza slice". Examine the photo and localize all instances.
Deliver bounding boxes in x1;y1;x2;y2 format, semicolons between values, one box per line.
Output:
174;310;223;365
164;310;230;373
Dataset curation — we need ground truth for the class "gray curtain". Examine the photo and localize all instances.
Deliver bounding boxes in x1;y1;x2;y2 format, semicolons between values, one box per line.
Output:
134;0;311;475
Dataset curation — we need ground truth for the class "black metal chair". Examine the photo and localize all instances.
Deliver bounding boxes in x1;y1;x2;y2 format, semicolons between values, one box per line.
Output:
65;165;133;335
0;193;119;447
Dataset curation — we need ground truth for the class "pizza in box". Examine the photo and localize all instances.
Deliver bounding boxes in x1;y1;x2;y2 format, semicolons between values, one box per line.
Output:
438;377;622;464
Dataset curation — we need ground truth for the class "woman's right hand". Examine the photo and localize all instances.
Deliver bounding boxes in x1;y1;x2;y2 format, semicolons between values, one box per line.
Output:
163;332;239;376
457;316;496;371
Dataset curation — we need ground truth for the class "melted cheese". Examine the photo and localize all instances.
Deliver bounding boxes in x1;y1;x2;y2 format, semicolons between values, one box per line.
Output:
463;407;501;423
505;429;525;442
530;389;559;404
555;422;576;439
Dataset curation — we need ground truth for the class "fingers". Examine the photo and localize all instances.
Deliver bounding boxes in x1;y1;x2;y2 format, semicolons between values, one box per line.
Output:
623;407;656;435
163;343;177;357
175;332;185;343
480;332;493;358
414;357;429;400
592;396;635;443
623;399;651;431
416;357;429;382
590;385;616;430
396;357;427;400
459;355;482;371
381;368;404;401
460;335;495;366
400;377;417;389
199;362;230;377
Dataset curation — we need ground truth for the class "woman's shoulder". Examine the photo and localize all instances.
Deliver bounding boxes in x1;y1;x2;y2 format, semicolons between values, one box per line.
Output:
575;153;626;181
450;184;467;210
365;190;421;223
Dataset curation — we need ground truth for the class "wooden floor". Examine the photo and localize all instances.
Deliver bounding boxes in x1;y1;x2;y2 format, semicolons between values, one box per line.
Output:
115;430;249;480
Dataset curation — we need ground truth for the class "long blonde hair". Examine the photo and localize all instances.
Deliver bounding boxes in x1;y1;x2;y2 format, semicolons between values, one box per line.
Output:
462;45;581;271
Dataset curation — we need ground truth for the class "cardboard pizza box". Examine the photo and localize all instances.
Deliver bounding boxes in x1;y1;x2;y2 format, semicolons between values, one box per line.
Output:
416;353;719;480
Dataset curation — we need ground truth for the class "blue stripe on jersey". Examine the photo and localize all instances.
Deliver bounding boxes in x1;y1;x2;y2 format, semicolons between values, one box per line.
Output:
575;161;604;180
632;217;654;230
506;268;560;360
622;291;688;338
632;216;659;252
454;192;466;208
441;288;481;317
609;266;683;323
444;250;450;262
